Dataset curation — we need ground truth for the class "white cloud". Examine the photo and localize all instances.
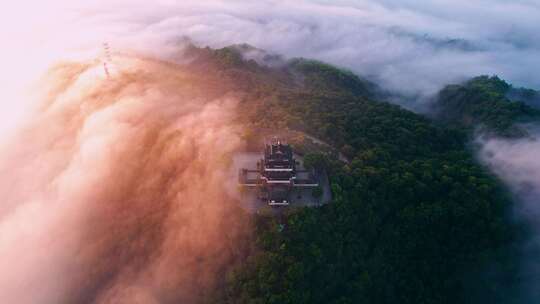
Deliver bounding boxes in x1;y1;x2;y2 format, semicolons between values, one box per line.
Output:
2;0;539;107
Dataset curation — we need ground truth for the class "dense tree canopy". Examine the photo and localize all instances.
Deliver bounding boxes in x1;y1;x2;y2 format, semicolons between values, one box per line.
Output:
184;46;527;304
435;76;540;137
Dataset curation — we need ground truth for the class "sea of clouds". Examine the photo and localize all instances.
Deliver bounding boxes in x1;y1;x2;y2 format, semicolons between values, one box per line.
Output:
75;0;540;96
3;0;540;105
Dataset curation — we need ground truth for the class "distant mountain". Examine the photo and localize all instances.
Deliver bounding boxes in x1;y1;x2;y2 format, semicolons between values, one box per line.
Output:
434;75;540;137
507;86;540;109
388;27;479;52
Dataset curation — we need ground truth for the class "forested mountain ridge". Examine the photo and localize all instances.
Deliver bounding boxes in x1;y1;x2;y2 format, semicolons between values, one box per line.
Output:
435;75;540;137
181;45;528;304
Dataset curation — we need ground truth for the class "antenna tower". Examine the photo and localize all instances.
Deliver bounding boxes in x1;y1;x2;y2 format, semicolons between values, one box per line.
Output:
102;42;112;78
